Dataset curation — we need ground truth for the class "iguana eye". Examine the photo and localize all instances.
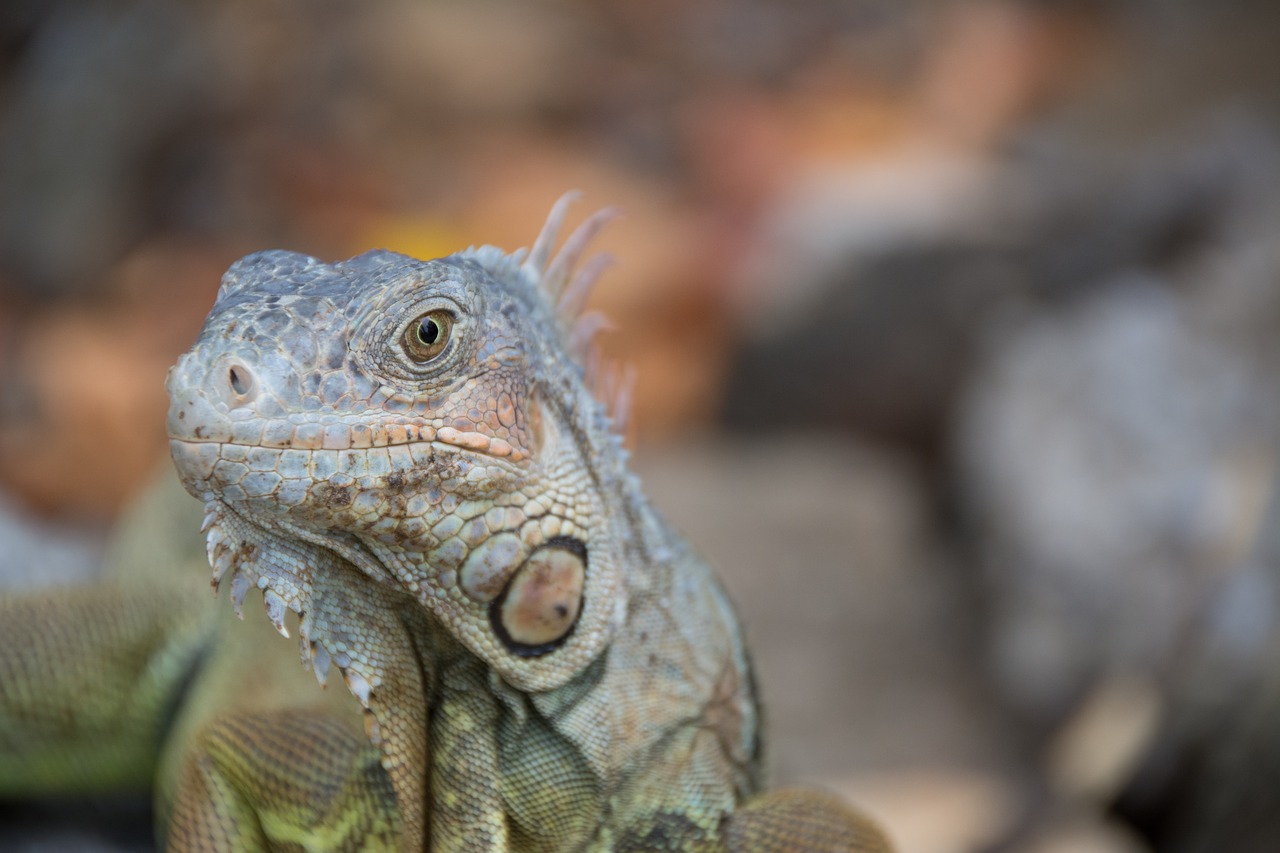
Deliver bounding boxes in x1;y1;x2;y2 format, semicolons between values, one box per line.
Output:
491;540;585;657
403;310;454;363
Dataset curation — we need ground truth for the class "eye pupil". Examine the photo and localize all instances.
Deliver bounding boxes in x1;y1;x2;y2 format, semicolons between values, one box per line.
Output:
402;310;453;364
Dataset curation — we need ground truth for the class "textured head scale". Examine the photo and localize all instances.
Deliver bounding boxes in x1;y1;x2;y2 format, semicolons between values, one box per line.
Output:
166;194;635;697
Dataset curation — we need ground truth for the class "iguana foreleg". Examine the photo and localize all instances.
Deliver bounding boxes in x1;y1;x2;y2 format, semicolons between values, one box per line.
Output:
725;789;893;852
167;708;398;851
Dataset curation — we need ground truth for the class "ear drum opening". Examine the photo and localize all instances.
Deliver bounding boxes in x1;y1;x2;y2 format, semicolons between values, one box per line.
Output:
490;538;586;657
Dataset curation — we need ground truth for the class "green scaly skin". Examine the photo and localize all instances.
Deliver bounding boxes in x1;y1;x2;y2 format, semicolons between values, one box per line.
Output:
0;196;893;852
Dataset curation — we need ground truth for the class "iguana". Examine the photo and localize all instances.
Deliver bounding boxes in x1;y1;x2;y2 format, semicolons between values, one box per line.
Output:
1;196;893;852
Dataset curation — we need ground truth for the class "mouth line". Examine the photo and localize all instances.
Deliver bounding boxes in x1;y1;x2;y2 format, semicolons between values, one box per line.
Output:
169;433;528;470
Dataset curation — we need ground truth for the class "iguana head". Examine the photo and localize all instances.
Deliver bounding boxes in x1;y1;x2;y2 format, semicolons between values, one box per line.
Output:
166;195;633;695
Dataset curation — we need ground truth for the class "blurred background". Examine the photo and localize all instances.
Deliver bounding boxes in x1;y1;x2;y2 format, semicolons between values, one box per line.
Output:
3;0;1280;850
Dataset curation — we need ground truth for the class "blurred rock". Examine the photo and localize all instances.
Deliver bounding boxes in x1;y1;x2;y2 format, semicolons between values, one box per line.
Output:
952;144;1280;841
1112;666;1280;853
937;14;1280;843
1105;480;1280;853
719;145;1022;451
831;768;1021;853
957;277;1277;719
1020;817;1148;853
720;119;1280;455
712;76;1280;844
1045;677;1162;805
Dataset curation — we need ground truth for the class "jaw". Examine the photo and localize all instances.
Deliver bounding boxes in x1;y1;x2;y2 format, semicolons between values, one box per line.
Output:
170;397;623;695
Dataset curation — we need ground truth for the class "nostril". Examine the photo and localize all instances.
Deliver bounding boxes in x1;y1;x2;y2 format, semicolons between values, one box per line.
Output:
221;359;258;406
229;365;251;396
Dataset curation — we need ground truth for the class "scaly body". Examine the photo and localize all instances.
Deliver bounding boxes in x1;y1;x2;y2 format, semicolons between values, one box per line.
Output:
1;196;892;852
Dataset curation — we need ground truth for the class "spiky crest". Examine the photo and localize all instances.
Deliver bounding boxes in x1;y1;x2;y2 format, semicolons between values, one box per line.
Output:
464;193;632;435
